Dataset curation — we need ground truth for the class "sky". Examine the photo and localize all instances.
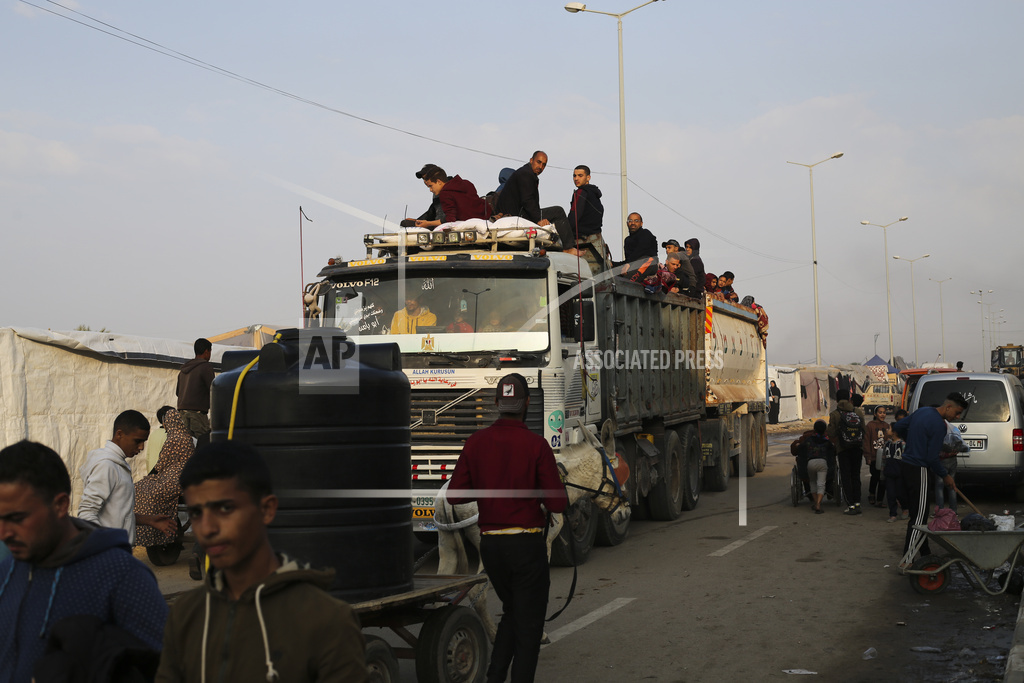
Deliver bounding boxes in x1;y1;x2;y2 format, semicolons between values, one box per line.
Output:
2;0;1021;370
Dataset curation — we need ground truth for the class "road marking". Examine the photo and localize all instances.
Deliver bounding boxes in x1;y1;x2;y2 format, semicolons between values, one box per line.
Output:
544;598;635;645
708;526;778;557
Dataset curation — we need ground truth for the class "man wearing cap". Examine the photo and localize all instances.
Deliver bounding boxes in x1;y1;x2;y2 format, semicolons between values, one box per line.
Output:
684;238;706;291
447;373;568;683
407;164;448;228
662;239;698;296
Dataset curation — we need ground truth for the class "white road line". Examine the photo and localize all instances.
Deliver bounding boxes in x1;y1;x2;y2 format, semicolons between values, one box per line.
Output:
708;525;778;557
543;597;636;645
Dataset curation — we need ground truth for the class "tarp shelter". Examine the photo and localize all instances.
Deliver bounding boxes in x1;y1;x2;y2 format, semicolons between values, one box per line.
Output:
0;327;239;509
767;366;801;423
864;354;900;382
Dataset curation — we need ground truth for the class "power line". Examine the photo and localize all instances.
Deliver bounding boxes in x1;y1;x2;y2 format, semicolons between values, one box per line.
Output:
25;0;802;267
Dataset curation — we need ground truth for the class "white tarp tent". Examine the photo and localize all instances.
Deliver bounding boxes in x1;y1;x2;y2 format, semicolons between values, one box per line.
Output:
0;327;240;507
768;366;801;423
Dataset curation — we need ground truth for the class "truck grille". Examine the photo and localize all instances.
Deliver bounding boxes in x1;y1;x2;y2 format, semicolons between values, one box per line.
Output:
410;388;544;481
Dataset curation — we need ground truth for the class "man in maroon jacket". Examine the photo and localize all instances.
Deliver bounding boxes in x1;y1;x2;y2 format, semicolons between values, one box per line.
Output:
413;164;489;227
447;373;567;683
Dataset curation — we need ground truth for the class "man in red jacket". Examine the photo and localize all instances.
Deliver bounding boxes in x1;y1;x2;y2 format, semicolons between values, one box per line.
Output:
447;373;567;683
414;164;489;227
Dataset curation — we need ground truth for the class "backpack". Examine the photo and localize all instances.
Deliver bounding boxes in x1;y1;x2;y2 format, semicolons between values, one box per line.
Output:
836;410;863;449
806;439;832;462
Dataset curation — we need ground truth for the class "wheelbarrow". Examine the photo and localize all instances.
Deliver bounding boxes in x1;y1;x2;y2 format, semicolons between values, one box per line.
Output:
901;524;1024;595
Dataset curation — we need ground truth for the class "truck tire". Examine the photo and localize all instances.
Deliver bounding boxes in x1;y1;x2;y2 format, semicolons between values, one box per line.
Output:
753;413;767;473
550;497;598;566
741;414;756;477
648;430;685;521
679;425;701;511
595;505;630;546
703;421;730;492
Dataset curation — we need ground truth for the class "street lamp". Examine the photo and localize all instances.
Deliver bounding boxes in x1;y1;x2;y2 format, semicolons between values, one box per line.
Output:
862;216;908;365
787;152;844;366
565;0;663;247
971;289;994;369
893;254;930;367
929;277;951;364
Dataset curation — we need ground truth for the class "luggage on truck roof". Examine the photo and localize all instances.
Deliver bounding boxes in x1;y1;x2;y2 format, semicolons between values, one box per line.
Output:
357;218;560;258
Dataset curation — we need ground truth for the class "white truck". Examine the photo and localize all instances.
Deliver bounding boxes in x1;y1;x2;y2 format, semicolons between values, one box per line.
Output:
304;224;767;563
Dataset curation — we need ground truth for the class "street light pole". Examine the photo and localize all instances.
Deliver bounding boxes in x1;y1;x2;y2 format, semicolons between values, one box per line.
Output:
787;152;844;366
862;216;908;365
565;0;663;247
929;277;951;364
893;254;930;367
971;289;994;370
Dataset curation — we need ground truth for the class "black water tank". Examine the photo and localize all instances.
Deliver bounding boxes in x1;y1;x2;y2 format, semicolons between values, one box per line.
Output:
210;328;412;602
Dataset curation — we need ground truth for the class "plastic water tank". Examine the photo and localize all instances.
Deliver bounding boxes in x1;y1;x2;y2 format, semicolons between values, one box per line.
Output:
210;328;412;601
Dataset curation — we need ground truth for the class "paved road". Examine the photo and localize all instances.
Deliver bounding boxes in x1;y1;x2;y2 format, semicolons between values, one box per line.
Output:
149;434;1019;681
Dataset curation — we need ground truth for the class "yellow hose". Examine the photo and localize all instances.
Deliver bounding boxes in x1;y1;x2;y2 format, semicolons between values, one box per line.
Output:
226;333;282;440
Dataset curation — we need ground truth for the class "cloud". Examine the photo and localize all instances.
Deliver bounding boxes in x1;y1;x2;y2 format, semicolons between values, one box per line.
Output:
0;129;82;176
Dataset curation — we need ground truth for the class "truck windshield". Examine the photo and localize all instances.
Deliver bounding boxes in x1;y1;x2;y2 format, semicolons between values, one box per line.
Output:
310;271;550;354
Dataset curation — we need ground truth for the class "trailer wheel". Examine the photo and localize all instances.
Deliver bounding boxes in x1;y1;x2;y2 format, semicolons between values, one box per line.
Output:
551;497;598;566
648;431;685;520
679;425;701;511
365;636;400;683
909;556;950;595
146;542;183;567
416;605;487;683
703;421;729;493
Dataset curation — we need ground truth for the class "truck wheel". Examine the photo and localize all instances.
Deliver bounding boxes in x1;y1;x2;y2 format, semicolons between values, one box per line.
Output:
754;413;767;473
416;606;487;683
595;505;630;546
648;431;685;521
745;413;761;479
703;421;729;492
366;636;400;683
550;497;598;566
679;425;701;511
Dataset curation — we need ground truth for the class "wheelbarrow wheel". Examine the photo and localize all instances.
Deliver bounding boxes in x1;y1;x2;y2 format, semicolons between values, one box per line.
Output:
909;555;950;594
146;542;183;566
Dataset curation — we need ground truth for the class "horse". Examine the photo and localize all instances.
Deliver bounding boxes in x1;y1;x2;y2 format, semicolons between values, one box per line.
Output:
432;428;630;640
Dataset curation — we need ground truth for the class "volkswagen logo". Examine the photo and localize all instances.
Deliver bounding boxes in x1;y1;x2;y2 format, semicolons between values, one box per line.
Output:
958;424;967;432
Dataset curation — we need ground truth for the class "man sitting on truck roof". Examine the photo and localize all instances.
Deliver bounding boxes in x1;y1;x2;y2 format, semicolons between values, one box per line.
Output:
561;165;609;274
389;294;437;334
493;151;551;226
415;164;490;227
408;163;448;228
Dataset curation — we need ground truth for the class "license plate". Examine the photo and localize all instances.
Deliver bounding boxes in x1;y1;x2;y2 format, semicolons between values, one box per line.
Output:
965;439;984;449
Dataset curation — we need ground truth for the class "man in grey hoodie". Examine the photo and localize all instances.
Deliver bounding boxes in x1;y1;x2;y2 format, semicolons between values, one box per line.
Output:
78;410;174;543
827;389;867;515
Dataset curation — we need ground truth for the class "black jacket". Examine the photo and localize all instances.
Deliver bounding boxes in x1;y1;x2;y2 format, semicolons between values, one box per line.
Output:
688;249;706;290
494;163;541;223
623;227;658;264
565;184;604;238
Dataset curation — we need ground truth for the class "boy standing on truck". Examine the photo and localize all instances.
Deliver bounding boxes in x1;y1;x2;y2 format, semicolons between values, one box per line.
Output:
156;440;366;683
447;373;567;683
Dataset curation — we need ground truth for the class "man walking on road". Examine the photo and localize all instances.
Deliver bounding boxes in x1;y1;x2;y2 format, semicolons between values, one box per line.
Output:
177;338;216;446
447;373;568;683
893;392;968;562
827;389;866;515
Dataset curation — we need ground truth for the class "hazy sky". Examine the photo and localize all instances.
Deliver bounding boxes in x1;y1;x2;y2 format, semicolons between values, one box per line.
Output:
3;0;1021;369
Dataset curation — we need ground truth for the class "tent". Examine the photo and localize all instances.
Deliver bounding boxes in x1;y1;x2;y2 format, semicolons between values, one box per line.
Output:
209;324;282;349
0;327;241;508
864;354;899;382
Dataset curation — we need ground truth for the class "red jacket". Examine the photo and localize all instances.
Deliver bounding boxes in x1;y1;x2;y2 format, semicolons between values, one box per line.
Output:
439;175;489;222
448;419;568;532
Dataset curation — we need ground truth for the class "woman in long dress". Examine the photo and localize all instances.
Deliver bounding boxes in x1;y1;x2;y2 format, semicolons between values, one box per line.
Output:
135;408;195;547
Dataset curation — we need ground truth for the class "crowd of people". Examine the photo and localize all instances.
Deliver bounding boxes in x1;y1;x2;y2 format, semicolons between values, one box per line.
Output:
791;389;971;564
0;336;370;682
